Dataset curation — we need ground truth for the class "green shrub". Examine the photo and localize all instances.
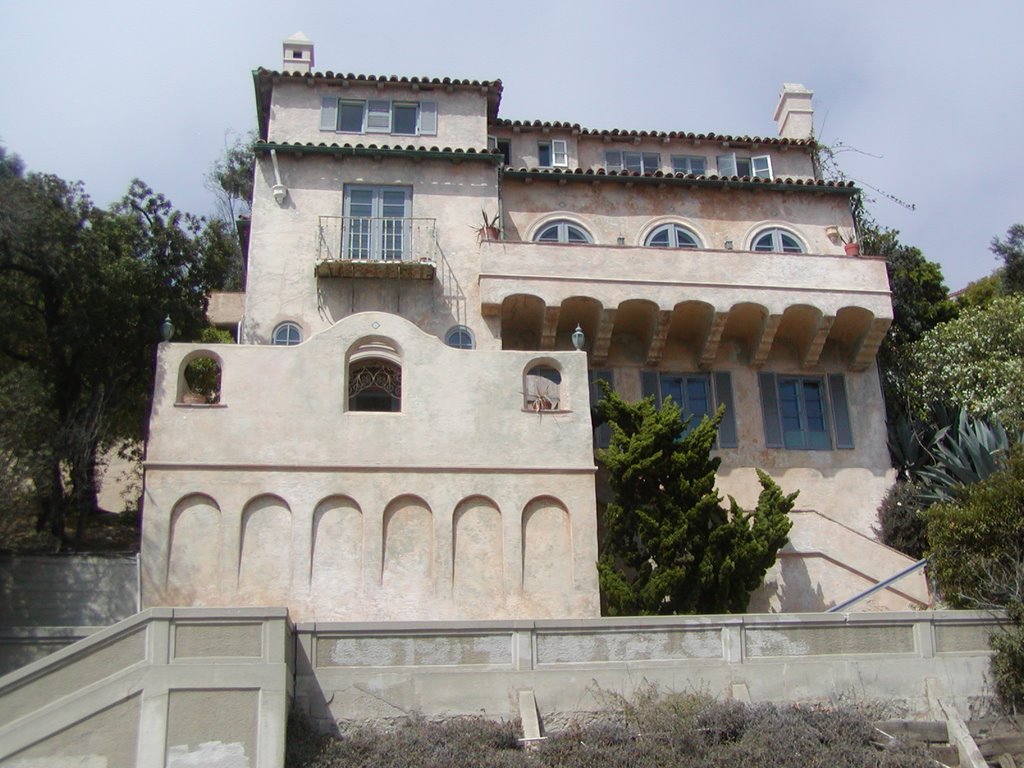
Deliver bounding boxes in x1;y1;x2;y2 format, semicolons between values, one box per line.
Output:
877;480;927;559
990;602;1024;712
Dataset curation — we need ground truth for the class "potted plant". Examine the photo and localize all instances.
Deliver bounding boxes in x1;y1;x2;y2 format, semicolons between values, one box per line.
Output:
476;209;500;242
827;225;860;256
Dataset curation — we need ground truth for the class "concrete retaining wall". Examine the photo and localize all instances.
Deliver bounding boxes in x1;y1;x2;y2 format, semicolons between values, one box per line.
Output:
0;607;290;768
295;611;1001;729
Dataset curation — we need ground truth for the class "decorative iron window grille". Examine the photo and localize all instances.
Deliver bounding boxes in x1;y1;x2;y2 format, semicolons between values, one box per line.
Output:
349;361;402;412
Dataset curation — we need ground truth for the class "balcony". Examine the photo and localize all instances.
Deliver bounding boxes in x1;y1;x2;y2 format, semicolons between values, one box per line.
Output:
479;241;893;371
315;216;438;280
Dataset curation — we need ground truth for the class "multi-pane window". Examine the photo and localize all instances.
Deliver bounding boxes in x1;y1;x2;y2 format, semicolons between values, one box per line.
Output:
538;139;568;167
444;326;475;350
534;220;592;244
717;152;772;179
343;186;411;261
645;223;701;249
671;155;707;175
271;322;302;346
752;227;803;253
641;371;738;447
321;97;437;136
605;151;661;174
759;372;854;450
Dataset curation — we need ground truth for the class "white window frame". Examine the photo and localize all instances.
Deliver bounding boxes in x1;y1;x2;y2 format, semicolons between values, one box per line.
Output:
272;322;302;346
538;139;568;168
751;227;803;253
533;219;593;244
671;155;707;175
321;98;437;136
645;223;701;249
717;152;772;179
342;185;413;261
606;151;661;174
444;325;475;350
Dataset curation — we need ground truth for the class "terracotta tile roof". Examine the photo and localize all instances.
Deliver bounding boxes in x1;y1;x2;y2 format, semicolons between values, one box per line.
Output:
502;166;856;194
491;119;813;149
253;68;503;138
255;141;504;163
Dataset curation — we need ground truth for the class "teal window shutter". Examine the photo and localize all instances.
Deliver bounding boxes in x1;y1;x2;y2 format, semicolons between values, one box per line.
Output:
641;371;660;405
759;372;783;448
828;374;854;448
714;371;738;448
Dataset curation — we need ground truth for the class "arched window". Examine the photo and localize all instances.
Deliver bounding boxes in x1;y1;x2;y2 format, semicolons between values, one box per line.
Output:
445;325;475;350
645;223;701;249
524;365;562;410
349;359;401;412
272;322;302;346
534;220;592;244
179;354;223;405
752;228;803;253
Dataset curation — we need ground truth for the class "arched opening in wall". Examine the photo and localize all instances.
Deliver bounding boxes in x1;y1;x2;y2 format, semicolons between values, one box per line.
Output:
179;353;223;405
311;496;363;602
524;363;562;410
239;495;291;601
348;359;401;411
167;494;221;601
382;495;433;596
521;497;572;614
452;496;503;611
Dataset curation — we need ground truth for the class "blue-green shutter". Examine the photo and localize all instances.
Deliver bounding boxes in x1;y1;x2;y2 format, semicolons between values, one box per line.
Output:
320;96;338;131
759;372;783;448
714;372;738;448
828;374;854;449
641;371;660;405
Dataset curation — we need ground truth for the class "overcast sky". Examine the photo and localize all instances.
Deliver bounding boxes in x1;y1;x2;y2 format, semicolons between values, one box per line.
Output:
2;0;1021;290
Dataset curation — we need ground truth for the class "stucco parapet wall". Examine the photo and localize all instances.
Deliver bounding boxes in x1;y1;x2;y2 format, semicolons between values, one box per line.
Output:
479;241;892;319
502;167;855;194
256;140;504;163
146;312;596;468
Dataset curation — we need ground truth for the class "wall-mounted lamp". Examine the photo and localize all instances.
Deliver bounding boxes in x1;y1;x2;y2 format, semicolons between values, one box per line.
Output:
571;323;586;351
160;315;174;342
724;239;734;250
825;225;841;244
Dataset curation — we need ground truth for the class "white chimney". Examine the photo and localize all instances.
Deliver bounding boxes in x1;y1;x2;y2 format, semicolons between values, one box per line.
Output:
773;83;814;140
282;32;314;74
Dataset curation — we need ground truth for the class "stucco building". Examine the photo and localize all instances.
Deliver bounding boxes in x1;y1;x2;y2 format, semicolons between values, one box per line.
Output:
140;34;927;622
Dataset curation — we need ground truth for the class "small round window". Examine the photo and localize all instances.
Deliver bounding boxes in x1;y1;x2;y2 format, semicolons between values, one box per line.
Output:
272;322;302;346
534;220;593;244
752;228;803;253
645;223;700;249
445;325;475;350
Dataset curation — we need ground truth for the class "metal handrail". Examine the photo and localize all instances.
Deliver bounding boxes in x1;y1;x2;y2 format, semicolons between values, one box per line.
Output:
317;215;438;264
826;558;929;612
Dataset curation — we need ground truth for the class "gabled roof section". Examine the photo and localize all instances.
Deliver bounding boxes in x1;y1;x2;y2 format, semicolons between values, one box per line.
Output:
253;68;503;140
502;166;855;194
491;119;814;150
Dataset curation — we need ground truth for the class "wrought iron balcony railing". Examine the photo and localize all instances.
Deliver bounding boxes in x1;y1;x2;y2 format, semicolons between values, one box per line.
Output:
316;216;438;264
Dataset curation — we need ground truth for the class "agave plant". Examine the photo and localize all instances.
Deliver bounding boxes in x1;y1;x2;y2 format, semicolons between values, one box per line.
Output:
914;408;1021;505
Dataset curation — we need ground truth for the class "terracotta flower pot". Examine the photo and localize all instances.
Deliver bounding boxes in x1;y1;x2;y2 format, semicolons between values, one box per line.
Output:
844;242;861;257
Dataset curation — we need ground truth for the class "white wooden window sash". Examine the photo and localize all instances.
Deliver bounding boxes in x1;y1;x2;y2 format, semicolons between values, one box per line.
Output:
717;152;772;179
320;98;437;136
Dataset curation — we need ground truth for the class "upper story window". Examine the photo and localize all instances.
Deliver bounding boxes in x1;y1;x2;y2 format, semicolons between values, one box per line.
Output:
641;371;738;447
488;136;513;165
445;325;475;350
538;139;568;168
343;186;412;261
321;97;438;136
534;220;592;244
605;151;661;174
645;224;701;249
671;155;707;175
717;153;772;179
759;372;854;451
525;365;562;410
752;227;803;254
272;322;302;346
